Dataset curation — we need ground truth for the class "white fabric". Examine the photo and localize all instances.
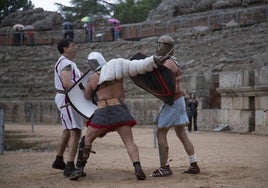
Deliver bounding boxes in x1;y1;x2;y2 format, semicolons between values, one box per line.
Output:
189;154;198;163
54;55;84;130
98;56;156;84
54;55;82;90
87;52;107;67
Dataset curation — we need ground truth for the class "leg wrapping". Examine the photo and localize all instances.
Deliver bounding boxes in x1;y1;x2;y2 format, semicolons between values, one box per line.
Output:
76;136;85;168
81;145;92;167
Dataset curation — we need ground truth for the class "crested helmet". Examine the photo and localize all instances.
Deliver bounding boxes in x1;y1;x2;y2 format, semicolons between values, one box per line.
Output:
87;52;107;71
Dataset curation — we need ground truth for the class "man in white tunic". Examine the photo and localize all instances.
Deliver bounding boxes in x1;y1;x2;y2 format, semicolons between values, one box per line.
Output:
52;38;85;177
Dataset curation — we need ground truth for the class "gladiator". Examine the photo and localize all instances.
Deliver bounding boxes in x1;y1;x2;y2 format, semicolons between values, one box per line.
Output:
70;52;165;181
150;35;200;177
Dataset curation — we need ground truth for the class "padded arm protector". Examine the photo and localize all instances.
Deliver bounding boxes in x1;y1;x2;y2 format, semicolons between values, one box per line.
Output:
98;56;157;84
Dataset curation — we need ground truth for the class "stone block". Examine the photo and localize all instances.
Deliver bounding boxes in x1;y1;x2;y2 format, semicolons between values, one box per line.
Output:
232;97;243;109
200;96;209;109
255;96;268;109
221;109;229;123
260;66;268;85
198;109;220;129
211;109;222;123
260;96;268;109
196;74;207;89
225;109;252;133
255;110;264;126
239;110;255;132
219;71;243;88
188;73;198;90
197;109;205;123
203;69;213;85
255;109;268;133
203;109;210;123
240;110;252;127
221;97;233;109
217;109;229;125
228;110;241;125
201;109;226;128
264;111;268;127
232;97;250;109
243;70;255;86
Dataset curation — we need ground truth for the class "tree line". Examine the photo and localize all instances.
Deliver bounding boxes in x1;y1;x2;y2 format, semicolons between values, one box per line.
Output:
0;0;162;24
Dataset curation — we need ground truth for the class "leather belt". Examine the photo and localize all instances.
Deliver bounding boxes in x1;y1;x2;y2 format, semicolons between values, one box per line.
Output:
56;90;66;94
97;98;121;108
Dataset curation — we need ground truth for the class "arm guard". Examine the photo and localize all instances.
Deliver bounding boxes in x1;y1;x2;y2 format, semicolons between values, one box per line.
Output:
98;56;157;84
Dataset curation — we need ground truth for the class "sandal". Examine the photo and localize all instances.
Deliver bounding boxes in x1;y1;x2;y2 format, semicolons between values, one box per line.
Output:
134;162;146;180
69;168;83;181
150;165;173;177
184;162;200;174
135;169;146;180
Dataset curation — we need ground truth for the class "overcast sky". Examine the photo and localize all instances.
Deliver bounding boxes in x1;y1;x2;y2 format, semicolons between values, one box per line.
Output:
31;0;116;11
31;0;71;11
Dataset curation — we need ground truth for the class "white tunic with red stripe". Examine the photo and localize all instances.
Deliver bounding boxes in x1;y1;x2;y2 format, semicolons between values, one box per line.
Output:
54;55;84;129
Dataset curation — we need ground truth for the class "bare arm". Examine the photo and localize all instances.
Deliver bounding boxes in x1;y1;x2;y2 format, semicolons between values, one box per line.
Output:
163;59;179;74
60;65;74;90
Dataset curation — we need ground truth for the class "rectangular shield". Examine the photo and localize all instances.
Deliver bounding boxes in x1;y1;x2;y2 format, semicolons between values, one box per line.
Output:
130;53;175;105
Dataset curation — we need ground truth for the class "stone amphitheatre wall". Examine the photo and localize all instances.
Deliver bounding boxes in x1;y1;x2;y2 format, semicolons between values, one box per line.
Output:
1;2;268;45
0;2;268;134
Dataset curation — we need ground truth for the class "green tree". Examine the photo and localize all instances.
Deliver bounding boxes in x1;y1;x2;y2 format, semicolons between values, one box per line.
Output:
0;0;34;22
57;0;111;21
113;0;162;24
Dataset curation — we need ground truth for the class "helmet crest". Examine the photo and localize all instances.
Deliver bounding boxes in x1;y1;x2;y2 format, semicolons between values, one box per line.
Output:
87;52;107;71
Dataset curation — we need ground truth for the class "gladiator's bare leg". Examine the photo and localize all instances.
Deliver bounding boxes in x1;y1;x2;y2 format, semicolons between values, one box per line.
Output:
174;126;194;155
150;128;173;177
117;126;139;162
117;125;146;180
156;128;169;167
174;125;200;174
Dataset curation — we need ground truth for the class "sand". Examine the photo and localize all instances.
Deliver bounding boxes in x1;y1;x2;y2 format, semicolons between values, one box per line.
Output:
0;124;267;188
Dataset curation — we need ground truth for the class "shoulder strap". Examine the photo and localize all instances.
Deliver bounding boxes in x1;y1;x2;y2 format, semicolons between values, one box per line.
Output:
55;58;66;76
55;58;67;90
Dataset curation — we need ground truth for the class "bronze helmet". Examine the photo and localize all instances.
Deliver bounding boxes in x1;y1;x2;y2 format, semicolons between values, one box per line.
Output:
156;35;174;56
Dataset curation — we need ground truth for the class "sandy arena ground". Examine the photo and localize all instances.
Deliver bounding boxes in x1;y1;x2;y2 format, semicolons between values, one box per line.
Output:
0;124;267;188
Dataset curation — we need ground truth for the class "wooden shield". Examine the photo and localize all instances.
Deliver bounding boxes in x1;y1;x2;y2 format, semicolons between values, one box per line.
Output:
66;69;98;119
130;53;175;105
